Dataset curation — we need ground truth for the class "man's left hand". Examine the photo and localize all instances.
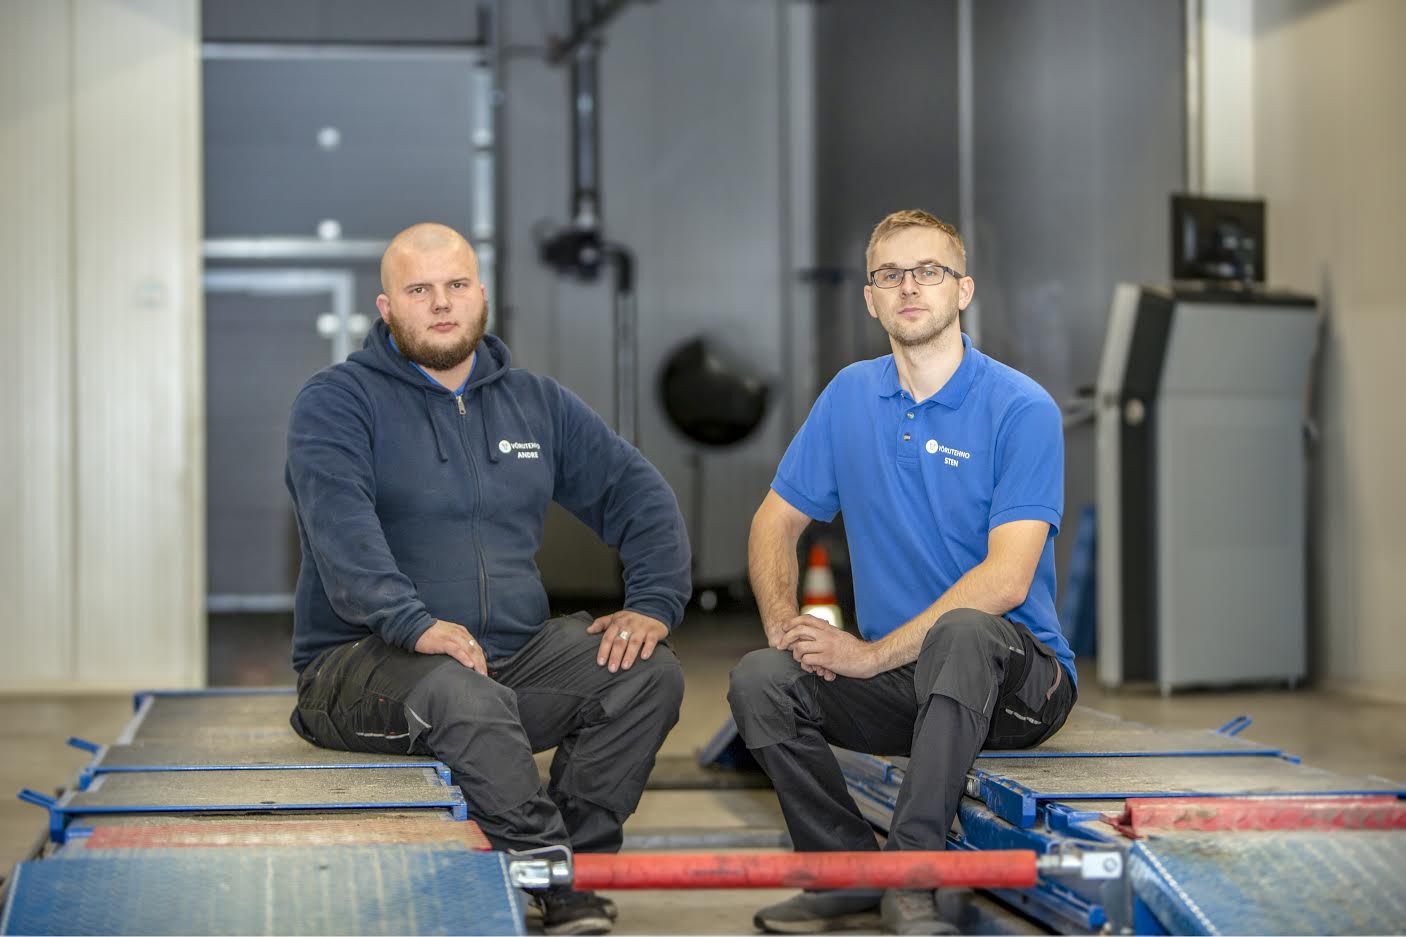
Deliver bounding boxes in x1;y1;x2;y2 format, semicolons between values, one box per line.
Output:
588;610;669;673
777;618;878;679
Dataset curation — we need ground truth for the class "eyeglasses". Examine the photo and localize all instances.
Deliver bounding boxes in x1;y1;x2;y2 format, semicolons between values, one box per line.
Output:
868;263;965;289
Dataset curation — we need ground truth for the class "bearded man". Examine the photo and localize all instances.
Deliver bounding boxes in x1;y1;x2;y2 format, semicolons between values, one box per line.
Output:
285;222;689;936
729;210;1076;936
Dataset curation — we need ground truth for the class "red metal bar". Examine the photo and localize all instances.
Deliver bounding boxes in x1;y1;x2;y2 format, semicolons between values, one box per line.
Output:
1115;795;1406;835
574;850;1038;890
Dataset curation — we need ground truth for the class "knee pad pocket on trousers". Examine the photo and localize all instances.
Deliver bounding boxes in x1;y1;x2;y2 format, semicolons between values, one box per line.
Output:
926;608;997;642
597;645;684;722
727;648;809;748
649;649;686;709
551;651;684;819
405;666;541;818
917;610;1006;717
424;660;518;714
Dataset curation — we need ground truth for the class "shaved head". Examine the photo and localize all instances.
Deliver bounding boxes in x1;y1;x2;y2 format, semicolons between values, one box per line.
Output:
380;223;477;293
375;222;487;375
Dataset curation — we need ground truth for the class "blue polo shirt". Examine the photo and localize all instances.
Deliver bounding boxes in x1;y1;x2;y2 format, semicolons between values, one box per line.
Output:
772;333;1074;685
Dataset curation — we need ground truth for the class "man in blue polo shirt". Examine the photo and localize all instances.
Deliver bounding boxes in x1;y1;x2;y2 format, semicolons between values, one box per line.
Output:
729;209;1075;936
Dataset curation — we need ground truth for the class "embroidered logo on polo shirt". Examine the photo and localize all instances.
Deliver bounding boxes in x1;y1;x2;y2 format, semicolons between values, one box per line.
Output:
498;439;541;460
927;439;971;468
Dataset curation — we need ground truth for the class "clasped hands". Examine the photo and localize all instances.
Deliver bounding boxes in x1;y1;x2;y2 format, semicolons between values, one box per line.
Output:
768;613;878;681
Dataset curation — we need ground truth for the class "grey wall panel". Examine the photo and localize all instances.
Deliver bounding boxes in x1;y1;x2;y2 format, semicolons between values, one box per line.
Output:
206;294;336;597
195;0;1189;617
203;58;479;239
202;0;481;43
499;1;617;596
813;0;961;387
504;0;797;589
203;44;490;607
971;0;1185;584
971;0;1184;395
605;1;796;587
497;0;598;388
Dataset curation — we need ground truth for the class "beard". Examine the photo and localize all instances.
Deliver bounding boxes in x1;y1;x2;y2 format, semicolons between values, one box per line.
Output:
387;310;485;371
882;302;958;348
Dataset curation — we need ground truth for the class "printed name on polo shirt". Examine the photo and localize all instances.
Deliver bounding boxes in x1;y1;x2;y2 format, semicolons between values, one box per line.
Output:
925;439;971;467
497;439;541;460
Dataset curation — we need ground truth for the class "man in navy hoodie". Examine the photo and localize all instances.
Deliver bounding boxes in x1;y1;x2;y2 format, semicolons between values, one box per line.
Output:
285;222;690;935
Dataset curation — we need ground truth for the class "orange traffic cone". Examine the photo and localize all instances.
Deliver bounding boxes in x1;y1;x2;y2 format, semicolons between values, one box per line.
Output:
800;543;845;629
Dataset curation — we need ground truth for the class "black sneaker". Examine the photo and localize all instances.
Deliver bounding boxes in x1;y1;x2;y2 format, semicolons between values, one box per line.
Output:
879;889;959;936
533;887;614;936
752;889;883;934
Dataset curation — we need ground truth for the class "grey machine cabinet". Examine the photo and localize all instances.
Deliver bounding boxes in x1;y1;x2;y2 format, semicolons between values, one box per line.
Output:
1095;284;1318;694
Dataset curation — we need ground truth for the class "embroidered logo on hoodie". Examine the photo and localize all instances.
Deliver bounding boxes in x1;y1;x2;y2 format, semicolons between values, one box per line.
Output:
499;439;541;459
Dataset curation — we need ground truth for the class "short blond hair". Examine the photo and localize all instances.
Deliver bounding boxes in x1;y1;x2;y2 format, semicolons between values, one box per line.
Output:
865;209;965;273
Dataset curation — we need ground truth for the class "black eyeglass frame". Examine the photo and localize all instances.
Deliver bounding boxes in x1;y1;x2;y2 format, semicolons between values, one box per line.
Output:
867;263;966;289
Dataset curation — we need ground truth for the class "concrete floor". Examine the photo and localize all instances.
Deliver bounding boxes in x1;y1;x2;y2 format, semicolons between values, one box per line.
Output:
2;609;1404;935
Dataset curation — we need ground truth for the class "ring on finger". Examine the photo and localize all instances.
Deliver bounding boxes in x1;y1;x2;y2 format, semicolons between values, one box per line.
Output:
617;630;630;640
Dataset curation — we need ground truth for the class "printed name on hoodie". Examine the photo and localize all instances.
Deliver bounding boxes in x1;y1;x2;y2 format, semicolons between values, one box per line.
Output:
497;439;541;460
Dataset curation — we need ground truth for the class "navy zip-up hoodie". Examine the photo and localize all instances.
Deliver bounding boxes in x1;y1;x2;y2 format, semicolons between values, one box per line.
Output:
285;320;691;672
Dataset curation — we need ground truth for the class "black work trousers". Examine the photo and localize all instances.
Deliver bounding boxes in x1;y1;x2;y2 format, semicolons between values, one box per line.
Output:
727;608;1074;854
290;613;684;854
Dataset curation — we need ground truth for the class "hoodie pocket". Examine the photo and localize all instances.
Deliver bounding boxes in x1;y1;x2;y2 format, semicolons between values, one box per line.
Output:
412;577;483;630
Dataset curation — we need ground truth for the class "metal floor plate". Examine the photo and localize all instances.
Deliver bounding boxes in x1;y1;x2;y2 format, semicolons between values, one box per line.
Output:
976;754;1402;798
831;707;1287;797
834;711;1406;935
87;735;442;779
123;692;296;742
76;807;459;826
971;755;1404;827
59;767;465;818
1131;830;1406;935
1;845;524;935
979;708;1283;758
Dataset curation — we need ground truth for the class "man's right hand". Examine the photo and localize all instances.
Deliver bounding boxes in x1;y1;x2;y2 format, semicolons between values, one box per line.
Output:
765;613;838;681
414;619;488;675
765;612;824;649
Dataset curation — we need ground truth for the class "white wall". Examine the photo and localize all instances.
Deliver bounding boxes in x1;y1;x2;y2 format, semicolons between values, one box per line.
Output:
0;2;75;688
1199;0;1257;194
1201;0;1406;702
1250;0;1406;703
0;0;204;692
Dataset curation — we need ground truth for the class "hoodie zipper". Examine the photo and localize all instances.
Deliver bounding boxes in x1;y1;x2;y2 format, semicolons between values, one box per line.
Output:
457;393;490;640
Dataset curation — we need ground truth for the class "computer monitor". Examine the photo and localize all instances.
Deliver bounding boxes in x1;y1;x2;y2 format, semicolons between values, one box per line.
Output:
1170;194;1265;284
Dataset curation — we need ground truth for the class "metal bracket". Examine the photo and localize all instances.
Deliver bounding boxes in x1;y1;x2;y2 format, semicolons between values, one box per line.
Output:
507;844;574;890
1036;849;1124;881
17;789;68;843
1215;715;1252;736
66;737;100;754
17;789;56;810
